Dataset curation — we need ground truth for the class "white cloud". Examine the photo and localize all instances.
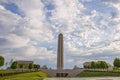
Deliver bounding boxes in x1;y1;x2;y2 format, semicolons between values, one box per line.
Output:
0;0;120;68
36;47;56;60
102;0;120;19
13;45;37;57
0;5;21;34
0;5;5;10
0;34;29;48
66;59;74;63
50;0;85;33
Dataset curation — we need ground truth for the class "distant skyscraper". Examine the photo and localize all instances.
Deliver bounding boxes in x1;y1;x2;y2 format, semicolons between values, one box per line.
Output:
57;33;64;70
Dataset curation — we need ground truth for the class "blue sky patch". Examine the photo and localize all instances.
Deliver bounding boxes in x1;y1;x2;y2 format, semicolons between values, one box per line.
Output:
82;0;117;15
4;3;25;17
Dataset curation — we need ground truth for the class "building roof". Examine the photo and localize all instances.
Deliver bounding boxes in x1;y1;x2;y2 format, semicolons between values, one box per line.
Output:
16;60;34;64
83;62;91;66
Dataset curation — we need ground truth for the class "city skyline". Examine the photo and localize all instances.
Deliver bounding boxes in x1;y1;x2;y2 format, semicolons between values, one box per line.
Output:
0;0;120;69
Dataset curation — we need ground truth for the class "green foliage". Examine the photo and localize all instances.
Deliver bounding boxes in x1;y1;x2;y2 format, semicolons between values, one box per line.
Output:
91;61;97;69
0;56;4;67
36;64;40;69
90;61;109;69
113;58;120;68
99;61;108;69
11;61;18;69
29;63;34;69
34;64;40;70
20;64;26;69
96;61;100;69
0;71;49;80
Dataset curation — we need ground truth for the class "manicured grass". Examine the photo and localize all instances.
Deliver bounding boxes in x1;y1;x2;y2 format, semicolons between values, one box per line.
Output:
0;71;49;80
0;70;16;74
0;69;33;74
76;70;120;77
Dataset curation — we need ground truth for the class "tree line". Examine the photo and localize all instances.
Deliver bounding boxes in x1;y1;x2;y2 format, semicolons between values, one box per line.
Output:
84;57;120;69
113;58;120;69
0;56;44;70
10;61;40;70
1;55;120;70
90;61;109;69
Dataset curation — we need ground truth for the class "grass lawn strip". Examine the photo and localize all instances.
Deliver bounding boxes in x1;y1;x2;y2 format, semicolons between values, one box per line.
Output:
77;71;120;77
0;71;49;80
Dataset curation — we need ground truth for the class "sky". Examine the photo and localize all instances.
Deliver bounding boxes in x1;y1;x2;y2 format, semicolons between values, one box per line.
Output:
0;0;120;69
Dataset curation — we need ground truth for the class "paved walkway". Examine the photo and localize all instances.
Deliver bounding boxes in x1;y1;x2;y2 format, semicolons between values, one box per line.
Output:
44;77;120;80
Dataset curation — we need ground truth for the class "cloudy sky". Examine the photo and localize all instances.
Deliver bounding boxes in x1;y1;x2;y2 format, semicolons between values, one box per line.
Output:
0;0;120;69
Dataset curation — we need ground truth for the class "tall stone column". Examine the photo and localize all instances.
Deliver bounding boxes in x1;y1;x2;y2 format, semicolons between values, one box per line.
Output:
57;33;64;70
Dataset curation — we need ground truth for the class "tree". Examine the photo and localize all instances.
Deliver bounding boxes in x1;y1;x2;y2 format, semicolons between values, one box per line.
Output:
94;61;109;69
104;61;108;69
11;61;18;69
96;61;100;69
91;61;97;69
113;58;120;68
104;62;109;69
20;64;26;69
34;64;40;70
99;61;108;69
0;56;4;67
29;63;34;69
36;64;40;69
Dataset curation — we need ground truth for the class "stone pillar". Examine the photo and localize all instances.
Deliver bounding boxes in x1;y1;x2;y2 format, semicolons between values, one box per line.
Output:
57;33;64;70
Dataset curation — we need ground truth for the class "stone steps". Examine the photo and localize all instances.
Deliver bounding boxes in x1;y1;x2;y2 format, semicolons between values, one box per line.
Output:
41;69;83;77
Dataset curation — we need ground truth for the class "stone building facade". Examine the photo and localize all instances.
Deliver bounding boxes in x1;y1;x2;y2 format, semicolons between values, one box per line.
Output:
16;60;34;69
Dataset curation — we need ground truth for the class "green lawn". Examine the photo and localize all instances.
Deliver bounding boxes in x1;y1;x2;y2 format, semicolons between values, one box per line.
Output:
0;70;16;74
0;70;33;74
76;71;120;77
0;71;49;80
2;70;120;80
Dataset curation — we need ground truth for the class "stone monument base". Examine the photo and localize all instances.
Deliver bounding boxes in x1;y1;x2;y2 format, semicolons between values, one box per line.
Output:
56;73;68;77
41;69;83;77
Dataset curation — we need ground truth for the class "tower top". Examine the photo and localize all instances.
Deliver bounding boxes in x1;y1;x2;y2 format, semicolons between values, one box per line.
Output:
59;33;63;36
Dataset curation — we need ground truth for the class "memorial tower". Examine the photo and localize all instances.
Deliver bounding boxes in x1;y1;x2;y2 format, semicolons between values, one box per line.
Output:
57;33;64;70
